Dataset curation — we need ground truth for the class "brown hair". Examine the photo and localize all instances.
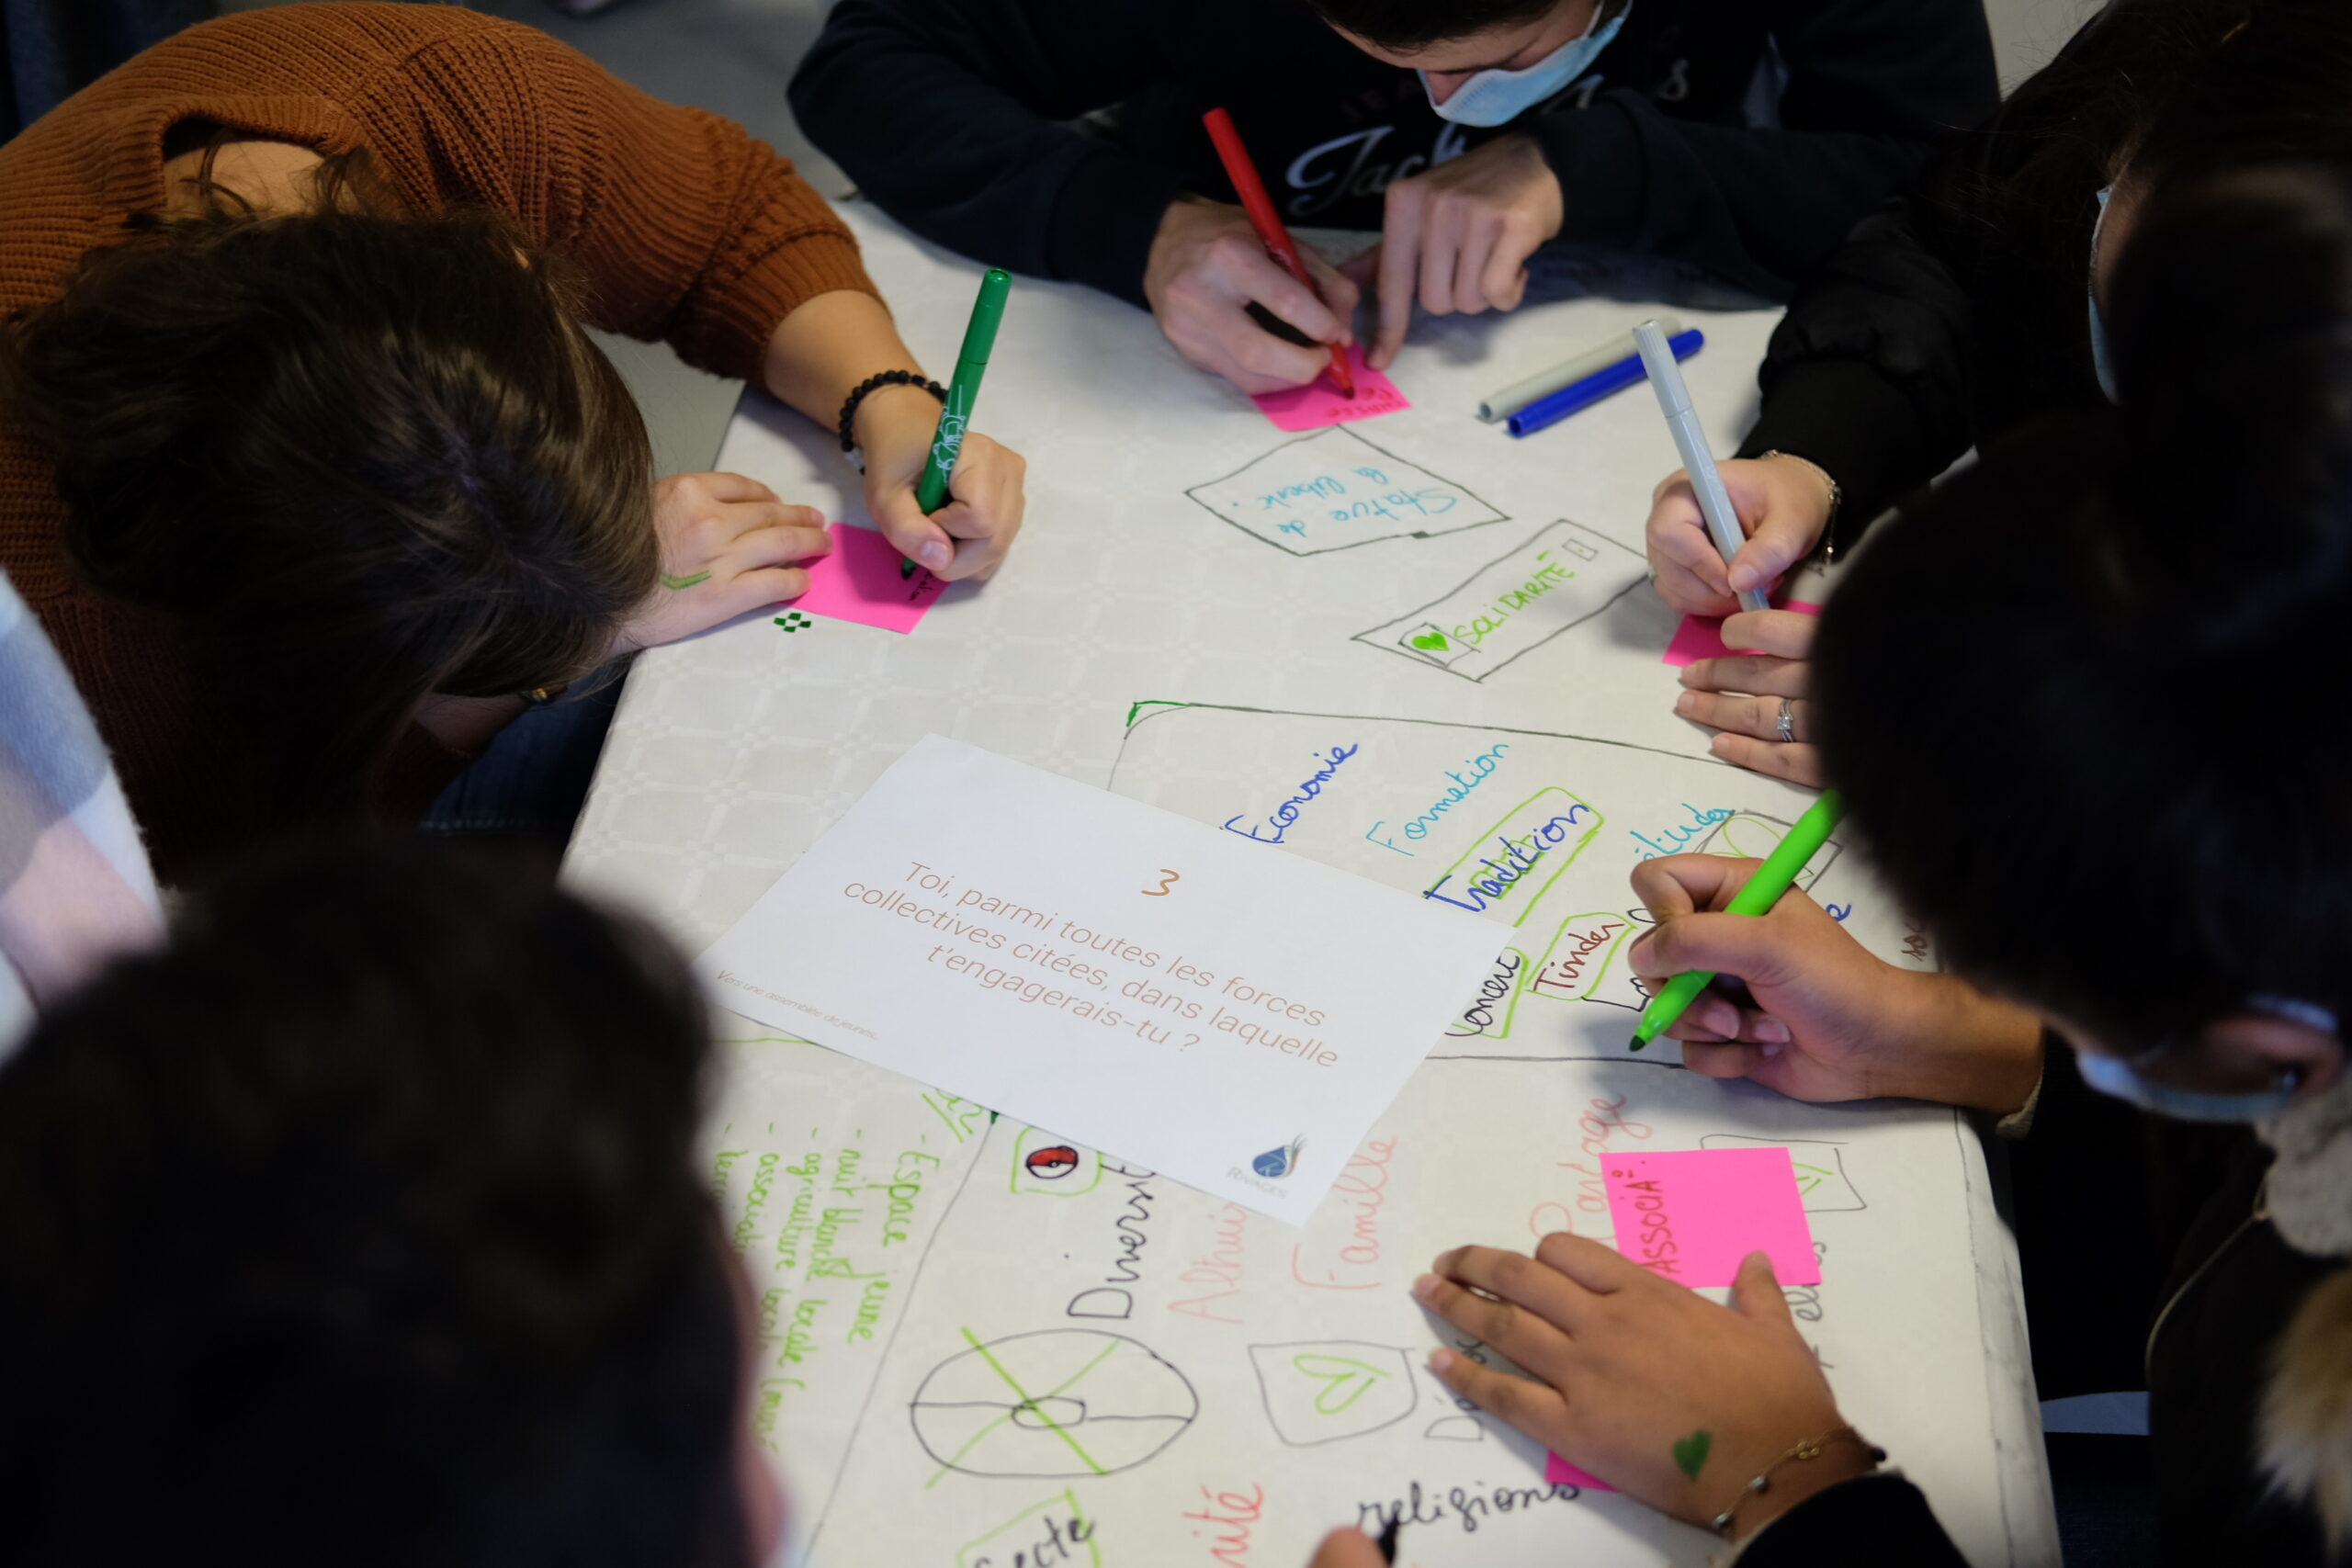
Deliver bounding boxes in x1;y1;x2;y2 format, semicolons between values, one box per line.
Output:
0;151;656;828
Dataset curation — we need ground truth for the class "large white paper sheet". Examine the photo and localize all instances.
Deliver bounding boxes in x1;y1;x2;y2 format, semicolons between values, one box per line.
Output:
696;735;1508;1225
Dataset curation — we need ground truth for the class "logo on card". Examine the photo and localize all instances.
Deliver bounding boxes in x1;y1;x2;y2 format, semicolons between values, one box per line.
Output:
1251;1136;1306;1180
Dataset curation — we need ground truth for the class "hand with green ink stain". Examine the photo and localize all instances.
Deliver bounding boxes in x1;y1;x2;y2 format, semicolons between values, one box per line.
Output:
1415;1235;1873;1540
611;472;833;656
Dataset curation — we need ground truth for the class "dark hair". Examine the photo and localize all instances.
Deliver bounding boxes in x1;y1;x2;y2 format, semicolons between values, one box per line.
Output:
1812;165;2352;1048
0;189;657;829
0;841;747;1567
1304;0;1565;51
1965;0;2352;308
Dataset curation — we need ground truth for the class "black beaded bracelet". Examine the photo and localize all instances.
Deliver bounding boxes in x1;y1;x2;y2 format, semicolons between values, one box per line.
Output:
837;370;947;457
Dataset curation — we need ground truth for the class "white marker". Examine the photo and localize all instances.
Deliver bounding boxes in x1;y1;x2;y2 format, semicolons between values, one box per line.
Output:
1633;319;1768;614
1476;315;1682;423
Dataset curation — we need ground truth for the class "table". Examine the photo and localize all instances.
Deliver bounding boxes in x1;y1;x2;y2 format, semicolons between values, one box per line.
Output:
565;205;2059;1567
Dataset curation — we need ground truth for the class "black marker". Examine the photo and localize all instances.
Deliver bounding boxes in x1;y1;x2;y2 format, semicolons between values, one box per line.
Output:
1375;1514;1401;1564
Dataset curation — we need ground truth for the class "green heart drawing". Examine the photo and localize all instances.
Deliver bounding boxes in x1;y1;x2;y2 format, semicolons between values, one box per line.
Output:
1409;631;1451;652
1792;1161;1835;1195
1292;1354;1388;1416
1671;1428;1713;1480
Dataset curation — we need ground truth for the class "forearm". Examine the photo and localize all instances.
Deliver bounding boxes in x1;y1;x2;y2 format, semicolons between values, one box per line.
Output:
1883;976;2045;1115
760;290;929;434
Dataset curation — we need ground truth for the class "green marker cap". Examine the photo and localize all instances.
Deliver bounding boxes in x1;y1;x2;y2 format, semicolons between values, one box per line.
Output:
954;269;1012;369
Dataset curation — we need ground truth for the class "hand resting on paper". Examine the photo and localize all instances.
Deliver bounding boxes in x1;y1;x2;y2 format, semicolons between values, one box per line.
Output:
1340;133;1563;372
1145;195;1362;395
1629;854;2043;1112
1645;455;1836;617
613;471;833;655
1303;1528;1387;1568
1415;1235;1873;1541
1674;609;1825;788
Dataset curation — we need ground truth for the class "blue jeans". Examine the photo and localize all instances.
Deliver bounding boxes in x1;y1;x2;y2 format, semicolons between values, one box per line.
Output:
419;667;626;847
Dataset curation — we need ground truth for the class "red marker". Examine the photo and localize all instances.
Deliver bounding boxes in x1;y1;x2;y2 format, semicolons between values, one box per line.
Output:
1201;107;1357;399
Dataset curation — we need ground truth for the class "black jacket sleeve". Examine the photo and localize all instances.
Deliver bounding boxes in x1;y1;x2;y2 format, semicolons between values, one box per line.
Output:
1532;0;1995;300
1732;193;1977;539
788;0;1184;307
1735;1473;1971;1566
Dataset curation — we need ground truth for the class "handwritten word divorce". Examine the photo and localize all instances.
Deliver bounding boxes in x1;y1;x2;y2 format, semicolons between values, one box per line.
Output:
1225;745;1359;844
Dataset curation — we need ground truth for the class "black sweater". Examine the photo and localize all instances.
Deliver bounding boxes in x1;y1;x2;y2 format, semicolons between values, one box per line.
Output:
1736;5;2133;537
1742;1049;2340;1566
788;0;1997;309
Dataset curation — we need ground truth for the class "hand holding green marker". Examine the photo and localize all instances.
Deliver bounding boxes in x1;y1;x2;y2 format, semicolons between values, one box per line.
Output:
1629;790;1846;1051
904;266;1012;576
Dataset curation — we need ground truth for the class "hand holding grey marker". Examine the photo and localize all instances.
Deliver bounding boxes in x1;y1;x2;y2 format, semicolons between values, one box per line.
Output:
1634;319;1770;614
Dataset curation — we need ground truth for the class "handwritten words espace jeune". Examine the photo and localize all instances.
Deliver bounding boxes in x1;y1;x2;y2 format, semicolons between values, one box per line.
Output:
842;862;1343;1066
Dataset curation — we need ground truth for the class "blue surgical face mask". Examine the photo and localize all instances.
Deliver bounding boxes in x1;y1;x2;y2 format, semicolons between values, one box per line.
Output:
1420;1;1632;128
2087;185;2119;403
2074;993;2330;1123
2076;1049;2303;1123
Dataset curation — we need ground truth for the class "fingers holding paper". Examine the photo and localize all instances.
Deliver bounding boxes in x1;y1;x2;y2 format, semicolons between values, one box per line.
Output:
615;472;831;654
1676;609;1824;788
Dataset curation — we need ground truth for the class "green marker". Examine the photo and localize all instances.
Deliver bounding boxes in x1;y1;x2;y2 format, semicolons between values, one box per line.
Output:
904;267;1011;574
1629;790;1846;1051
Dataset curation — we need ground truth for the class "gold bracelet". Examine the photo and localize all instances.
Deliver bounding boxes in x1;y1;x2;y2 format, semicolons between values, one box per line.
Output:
1709;1425;1884;1538
1757;448;1844;558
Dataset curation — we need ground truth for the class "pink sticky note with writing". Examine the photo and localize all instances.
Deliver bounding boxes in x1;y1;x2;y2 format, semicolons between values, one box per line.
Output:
1662;600;1822;667
1545;1453;1617;1492
1602;1145;1820;1287
1250;344;1410;432
788;523;947;634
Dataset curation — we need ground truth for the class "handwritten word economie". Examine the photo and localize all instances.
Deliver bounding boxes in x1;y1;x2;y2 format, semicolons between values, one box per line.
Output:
845;863;1341;1066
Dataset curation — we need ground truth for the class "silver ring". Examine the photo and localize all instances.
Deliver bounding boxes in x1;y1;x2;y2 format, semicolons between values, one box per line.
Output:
1776;698;1797;744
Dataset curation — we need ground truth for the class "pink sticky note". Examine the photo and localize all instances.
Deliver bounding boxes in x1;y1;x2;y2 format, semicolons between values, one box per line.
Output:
1662;600;1822;667
1250;344;1410;431
1602;1146;1820;1287
1545;1453;1617;1492
788;523;947;634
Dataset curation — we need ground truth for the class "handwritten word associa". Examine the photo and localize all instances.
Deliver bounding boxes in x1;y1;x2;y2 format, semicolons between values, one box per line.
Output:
1226;744;1359;844
1423;806;1593;913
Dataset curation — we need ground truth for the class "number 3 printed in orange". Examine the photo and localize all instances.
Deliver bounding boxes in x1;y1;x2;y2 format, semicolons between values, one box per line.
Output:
1141;869;1181;897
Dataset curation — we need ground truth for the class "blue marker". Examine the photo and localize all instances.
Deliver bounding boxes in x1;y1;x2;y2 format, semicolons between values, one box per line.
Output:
1507;328;1704;438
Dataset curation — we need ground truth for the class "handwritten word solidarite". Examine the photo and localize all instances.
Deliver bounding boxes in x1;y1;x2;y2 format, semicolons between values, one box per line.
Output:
1225;744;1359;843
1422;806;1594;913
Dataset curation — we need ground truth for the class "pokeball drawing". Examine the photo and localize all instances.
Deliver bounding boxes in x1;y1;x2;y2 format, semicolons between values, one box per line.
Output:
1011;1127;1102;1195
1024;1145;1081;1181
912;1329;1198;1478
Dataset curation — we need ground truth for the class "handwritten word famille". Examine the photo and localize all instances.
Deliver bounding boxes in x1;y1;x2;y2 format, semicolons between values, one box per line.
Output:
1225;744;1359;843
1423;806;1593;913
1363;745;1510;857
1628;802;1735;860
1291;1135;1396;1291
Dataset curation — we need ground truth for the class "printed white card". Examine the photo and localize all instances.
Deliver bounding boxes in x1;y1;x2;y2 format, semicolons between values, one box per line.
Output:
696;735;1506;1224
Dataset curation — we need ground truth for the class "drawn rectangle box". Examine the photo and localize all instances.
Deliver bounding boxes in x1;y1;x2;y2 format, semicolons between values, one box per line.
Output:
1183;427;1507;557
1353;519;1648;682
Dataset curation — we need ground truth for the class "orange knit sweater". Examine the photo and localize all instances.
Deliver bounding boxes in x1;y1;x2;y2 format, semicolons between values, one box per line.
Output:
0;3;877;884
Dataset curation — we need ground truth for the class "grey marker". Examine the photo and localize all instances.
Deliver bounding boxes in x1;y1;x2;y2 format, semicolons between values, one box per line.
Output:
1633;318;1768;614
